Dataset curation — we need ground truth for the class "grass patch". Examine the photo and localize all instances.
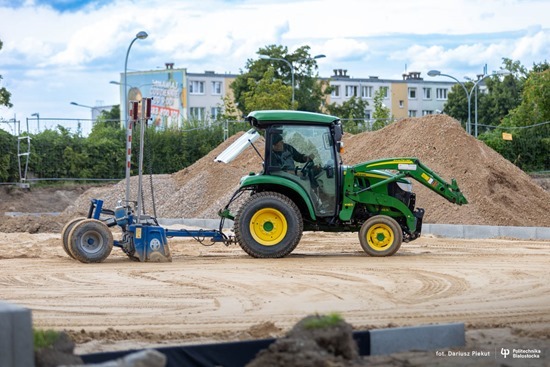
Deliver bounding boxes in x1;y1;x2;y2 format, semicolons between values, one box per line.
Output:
303;313;343;330
33;329;61;350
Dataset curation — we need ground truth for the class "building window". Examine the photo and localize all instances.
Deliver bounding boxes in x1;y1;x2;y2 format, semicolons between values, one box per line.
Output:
379;86;389;98
399;100;404;108
190;107;205;120
422;110;434;116
361;86;373;98
211;81;222;95
189;81;205;94
408;110;417;117
436;88;447;100
331;85;340;98
408;88;416;99
423;87;431;99
210;107;221;120
364;110;371;120
345;85;358;97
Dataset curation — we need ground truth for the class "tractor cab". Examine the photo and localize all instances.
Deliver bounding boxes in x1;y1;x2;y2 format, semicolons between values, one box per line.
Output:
243;110;344;219
216;110;344;220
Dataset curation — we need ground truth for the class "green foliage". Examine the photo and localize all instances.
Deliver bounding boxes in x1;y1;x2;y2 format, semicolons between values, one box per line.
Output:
480;67;550;171
444;58;525;134
33;329;61;350
302;313;344;330
0;105;248;184
231;44;327;115
371;88;392;130
0;38;13;108
243;67;293;111
0;129;18;182
325;96;370;134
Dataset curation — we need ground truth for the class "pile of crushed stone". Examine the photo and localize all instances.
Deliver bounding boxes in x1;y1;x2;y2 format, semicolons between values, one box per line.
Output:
341;115;550;227
3;114;550;233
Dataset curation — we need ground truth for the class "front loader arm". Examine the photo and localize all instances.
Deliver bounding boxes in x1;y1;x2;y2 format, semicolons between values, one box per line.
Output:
354;158;468;205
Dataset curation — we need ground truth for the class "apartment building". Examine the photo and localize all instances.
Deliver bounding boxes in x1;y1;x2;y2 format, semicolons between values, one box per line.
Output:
121;64;457;126
326;69;455;120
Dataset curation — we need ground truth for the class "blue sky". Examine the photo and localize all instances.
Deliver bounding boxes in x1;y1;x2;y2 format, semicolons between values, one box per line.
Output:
0;0;549;134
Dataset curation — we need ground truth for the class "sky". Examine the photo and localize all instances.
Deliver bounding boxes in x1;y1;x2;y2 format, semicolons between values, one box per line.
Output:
0;0;549;134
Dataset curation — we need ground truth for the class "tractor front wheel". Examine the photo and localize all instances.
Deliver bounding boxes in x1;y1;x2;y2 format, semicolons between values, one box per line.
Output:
235;192;303;258
359;216;402;257
67;219;113;263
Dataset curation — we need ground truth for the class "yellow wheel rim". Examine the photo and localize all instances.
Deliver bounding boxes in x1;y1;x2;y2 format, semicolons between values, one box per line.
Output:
366;223;394;251
249;208;288;246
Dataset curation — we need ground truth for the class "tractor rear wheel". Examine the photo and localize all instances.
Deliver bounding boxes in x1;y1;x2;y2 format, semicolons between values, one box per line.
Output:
61;217;86;259
67;219;113;263
359;215;402;257
235;192;303;258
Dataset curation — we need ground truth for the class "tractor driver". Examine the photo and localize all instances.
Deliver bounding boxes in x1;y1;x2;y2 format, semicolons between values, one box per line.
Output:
271;133;314;172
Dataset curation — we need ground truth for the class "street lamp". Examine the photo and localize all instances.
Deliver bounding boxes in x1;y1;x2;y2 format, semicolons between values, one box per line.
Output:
31;112;40;132
258;54;326;105
427;70;471;134
259;55;294;103
123;31;148;205
70;101;96;118
468;71;509;137
428;69;509;137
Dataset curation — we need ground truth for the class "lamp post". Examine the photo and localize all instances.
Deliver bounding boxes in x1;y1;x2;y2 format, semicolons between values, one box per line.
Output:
259;55;294;104
428;69;509;137
123;31;148;205
427;70;471;134
258;54;326;105
70;101;98;120
31;112;40;132
467;71;509;137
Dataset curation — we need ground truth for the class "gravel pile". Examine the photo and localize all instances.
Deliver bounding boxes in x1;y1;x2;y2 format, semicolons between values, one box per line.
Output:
342;114;550;227
5;114;550;233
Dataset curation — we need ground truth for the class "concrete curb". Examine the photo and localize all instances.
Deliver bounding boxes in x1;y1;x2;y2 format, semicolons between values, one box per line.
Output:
0;301;34;367
370;322;465;355
158;218;550;240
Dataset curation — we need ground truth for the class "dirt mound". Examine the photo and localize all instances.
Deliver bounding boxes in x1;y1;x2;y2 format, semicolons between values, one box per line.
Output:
58;132;264;221
247;314;361;367
341;115;550;226
3;114;550;233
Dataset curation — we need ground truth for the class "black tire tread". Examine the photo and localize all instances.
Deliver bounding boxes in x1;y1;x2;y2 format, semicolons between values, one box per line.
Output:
67;219;113;263
235;191;303;258
359;215;403;257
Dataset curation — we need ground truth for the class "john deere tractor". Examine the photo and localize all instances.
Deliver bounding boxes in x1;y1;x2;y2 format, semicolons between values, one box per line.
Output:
218;110;467;258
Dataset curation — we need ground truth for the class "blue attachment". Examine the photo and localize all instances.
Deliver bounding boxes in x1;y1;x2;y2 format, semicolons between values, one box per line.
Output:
165;229;226;242
89;199;103;220
130;224;171;262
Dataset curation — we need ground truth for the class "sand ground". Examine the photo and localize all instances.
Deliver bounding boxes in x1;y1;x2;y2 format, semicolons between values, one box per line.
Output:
1;229;548;366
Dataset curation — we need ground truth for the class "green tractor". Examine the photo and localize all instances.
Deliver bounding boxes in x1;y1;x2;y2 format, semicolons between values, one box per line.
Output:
218;110;467;258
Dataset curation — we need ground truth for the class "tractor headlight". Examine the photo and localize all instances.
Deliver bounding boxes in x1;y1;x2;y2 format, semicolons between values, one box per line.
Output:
397;181;412;193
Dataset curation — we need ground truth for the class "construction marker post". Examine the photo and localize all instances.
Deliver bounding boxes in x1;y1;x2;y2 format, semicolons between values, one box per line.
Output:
136;98;152;223
125;101;139;207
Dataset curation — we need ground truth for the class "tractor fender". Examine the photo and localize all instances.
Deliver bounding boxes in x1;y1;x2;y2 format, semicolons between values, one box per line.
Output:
240;174;317;220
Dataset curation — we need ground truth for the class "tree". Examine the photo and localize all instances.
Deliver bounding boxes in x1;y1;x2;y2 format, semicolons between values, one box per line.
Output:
325;96;369;133
231;44;326;115
371;88;391;130
0;39;13;108
243;67;292;111
443;58;526;134
480;67;550;171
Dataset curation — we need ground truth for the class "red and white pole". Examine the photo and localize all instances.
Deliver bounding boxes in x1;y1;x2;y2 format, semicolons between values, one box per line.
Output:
125;101;139;206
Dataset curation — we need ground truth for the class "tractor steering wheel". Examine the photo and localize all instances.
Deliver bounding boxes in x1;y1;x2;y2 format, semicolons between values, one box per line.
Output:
300;160;314;177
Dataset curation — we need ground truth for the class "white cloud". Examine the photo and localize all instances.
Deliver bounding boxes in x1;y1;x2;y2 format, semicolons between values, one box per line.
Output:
1;0;549;124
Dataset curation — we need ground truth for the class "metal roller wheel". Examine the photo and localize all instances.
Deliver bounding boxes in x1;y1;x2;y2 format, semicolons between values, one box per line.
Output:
67;219;113;263
61;217;86;259
234;192;303;258
359;215;403;257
